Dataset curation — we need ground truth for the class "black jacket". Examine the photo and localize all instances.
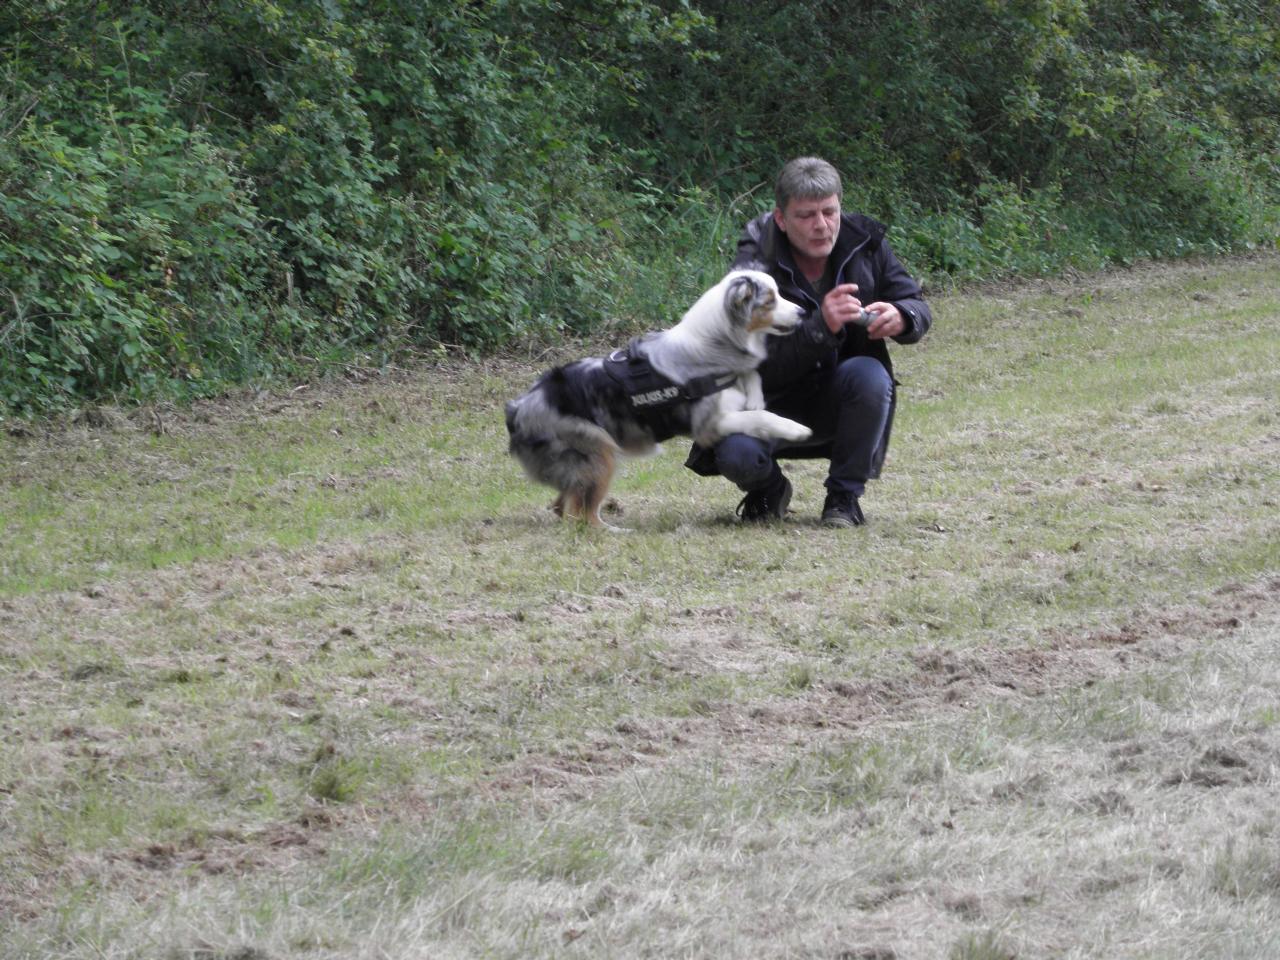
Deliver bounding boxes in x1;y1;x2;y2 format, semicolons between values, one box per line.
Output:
734;210;931;392
686;210;931;477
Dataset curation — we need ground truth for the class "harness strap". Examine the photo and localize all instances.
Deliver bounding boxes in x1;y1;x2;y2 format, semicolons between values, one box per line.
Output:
680;371;740;401
604;338;738;409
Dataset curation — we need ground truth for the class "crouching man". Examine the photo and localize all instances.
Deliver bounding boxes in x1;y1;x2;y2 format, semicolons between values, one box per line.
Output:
686;156;933;527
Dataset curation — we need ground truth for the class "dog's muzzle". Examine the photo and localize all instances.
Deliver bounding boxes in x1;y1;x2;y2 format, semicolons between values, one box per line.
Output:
768;311;804;334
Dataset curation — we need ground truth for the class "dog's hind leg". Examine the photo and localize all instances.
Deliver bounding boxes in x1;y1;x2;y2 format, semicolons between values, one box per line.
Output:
586;446;625;530
557;488;587;523
571;444;629;532
533;418;628;530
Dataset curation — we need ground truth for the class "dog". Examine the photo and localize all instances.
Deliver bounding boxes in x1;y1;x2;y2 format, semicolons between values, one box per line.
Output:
505;268;813;528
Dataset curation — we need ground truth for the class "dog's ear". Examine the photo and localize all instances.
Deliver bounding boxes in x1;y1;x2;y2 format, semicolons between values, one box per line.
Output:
725;274;760;324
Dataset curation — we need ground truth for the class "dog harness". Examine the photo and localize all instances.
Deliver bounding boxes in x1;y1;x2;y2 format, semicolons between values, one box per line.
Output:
604;337;738;407
600;336;740;440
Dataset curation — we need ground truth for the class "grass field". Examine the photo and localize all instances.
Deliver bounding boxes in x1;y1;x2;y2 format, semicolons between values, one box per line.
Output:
2;254;1279;959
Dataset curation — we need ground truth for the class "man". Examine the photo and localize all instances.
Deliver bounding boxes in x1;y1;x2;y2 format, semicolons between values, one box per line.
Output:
685;156;932;527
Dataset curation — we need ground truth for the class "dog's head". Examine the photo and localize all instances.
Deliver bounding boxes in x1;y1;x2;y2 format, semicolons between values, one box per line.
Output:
724;269;805;337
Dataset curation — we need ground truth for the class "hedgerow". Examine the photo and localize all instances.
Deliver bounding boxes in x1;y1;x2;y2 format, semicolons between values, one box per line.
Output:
2;0;1277;411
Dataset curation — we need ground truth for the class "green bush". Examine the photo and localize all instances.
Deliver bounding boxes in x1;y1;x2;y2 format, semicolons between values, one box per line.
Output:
1;0;1278;412
0;104;278;410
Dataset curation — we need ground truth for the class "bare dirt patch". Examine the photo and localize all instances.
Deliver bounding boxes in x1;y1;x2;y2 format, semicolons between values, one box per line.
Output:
481;576;1280;805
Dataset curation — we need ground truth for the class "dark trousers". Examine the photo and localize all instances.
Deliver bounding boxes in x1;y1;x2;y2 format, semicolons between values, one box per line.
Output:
715;356;893;497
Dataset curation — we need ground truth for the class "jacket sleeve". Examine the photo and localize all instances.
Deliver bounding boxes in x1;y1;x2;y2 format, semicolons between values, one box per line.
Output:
877;241;932;344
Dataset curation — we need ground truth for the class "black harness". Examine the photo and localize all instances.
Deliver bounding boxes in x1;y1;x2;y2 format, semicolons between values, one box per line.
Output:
598;336;739;442
603;337;738;411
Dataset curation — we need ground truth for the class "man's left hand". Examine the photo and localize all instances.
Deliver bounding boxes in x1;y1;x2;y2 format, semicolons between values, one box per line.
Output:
864;302;905;340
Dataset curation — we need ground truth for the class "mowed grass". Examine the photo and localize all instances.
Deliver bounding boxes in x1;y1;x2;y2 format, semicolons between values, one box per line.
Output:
1;254;1278;959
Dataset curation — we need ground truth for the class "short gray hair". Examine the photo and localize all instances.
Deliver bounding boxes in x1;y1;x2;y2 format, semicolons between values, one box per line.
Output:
774;157;842;211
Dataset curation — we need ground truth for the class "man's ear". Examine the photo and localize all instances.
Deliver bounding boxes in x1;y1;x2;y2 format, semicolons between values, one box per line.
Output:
772;206;786;232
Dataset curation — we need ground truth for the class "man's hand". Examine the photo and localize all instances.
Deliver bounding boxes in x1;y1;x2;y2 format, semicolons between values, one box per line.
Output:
822;283;864;334
822;285;906;340
863;301;905;340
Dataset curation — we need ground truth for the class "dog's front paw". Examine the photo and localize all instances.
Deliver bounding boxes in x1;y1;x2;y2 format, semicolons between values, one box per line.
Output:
779;422;812;442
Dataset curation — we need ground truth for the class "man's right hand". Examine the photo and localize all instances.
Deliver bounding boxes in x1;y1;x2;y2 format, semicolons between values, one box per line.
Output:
822;283;863;334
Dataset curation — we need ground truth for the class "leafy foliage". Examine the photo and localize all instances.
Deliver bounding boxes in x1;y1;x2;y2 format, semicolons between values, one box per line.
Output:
2;0;1278;411
0;97;275;409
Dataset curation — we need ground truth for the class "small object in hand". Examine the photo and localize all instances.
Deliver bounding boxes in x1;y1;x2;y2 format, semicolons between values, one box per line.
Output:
852;309;874;328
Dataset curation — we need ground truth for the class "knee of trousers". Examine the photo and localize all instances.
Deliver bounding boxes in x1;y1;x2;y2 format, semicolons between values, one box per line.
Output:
714;434;774;488
835;356;893;408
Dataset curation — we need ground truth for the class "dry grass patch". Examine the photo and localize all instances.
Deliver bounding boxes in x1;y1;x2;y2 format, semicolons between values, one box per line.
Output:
2;253;1279;958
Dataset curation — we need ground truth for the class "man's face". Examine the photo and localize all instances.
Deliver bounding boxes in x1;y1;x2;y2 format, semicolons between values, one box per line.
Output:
774;194;841;262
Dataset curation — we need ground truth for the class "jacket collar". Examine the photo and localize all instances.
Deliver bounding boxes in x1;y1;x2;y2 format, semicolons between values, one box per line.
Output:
759;210;886;284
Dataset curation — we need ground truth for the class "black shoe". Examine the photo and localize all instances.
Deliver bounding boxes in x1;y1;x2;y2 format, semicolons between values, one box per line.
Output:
821;490;865;528
735;475;792;523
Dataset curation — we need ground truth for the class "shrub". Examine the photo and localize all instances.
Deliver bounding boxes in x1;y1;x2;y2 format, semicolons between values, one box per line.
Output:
1;0;1277;411
0;105;279;410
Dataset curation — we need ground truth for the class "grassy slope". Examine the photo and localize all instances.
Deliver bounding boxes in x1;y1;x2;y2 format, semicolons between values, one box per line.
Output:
1;254;1278;959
